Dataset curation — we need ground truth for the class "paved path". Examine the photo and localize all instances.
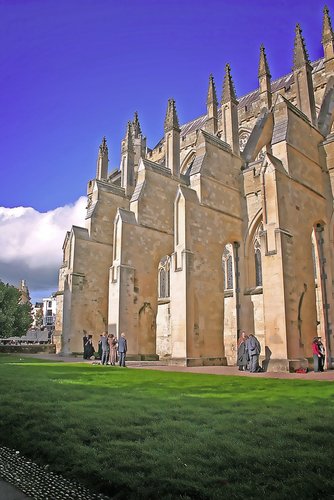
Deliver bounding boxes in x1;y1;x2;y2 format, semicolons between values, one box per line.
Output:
0;479;30;499
14;353;334;381
0;446;108;500
134;363;334;381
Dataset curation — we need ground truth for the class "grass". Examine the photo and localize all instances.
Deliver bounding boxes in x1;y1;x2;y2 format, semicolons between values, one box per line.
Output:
0;355;333;499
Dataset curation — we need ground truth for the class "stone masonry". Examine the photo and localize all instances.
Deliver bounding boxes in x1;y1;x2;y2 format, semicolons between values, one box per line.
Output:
55;6;334;372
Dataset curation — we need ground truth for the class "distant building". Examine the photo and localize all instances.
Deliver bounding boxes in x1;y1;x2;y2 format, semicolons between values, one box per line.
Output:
43;296;56;329
31;302;43;328
18;280;30;304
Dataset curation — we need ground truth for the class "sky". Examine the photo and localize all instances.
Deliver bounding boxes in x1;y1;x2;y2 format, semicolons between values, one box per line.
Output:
0;0;327;303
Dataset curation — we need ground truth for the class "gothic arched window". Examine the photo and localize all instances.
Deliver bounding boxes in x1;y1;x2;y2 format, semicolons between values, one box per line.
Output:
222;245;234;290
239;131;250;152
254;241;262;287
158;256;170;298
226;255;233;289
311;242;317;280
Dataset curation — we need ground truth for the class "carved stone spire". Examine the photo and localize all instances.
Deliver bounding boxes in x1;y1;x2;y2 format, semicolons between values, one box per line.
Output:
124;121;134;151
258;45;272;110
207;74;218;107
258;44;271;78
293;24;311;70
96;136;109;180
132;111;142;138
221;64;238;105
131;111;146;174
164;98;180;176
100;136;108;155
219;64;239;155
164;98;180;133
292;24;316;124
323;5;334;43
206;74;218;134
322;5;334;70
121;121;135;196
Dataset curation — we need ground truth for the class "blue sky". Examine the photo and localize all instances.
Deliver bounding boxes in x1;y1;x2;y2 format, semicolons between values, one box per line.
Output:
0;0;328;301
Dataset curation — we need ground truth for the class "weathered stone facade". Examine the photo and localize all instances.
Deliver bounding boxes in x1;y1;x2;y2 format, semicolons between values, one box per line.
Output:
55;7;334;371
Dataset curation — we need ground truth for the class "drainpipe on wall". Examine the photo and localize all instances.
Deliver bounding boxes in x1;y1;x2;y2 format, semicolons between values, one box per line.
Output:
316;224;332;369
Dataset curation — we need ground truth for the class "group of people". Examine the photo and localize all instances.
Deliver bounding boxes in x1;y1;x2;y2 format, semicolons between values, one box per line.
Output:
237;331;262;373
83;329;327;373
312;336;326;372
83;332;128;367
238;331;327;373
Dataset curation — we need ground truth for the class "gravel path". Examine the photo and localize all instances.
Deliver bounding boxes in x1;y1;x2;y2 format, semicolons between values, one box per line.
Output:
0;446;110;500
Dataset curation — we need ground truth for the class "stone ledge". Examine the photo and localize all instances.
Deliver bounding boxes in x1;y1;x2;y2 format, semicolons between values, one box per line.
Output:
126;354;160;361
0;345;56;354
264;357;309;373
166;357;228;367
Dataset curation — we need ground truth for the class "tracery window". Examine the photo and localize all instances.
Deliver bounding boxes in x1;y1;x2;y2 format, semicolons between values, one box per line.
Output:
158;256;170;298
222;245;234;290
311;242;317;280
239;131;250;152
254;239;263;287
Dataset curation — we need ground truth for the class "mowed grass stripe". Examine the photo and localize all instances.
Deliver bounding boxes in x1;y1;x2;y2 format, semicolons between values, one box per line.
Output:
0;354;333;499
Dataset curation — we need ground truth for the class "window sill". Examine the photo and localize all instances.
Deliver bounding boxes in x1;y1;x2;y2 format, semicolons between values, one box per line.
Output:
244;286;263;295
158;298;170;305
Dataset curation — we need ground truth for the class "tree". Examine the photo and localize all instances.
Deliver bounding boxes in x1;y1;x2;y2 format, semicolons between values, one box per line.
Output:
0;281;32;338
34;308;44;328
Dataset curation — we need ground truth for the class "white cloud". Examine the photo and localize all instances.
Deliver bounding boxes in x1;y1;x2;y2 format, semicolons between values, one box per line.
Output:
0;197;87;296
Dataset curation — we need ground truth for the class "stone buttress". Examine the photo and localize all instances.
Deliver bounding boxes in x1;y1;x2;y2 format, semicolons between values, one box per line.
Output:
56;5;334;370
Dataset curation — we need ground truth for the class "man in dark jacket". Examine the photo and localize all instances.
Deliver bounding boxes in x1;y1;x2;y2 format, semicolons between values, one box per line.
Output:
101;332;109;365
118;332;127;367
246;334;261;372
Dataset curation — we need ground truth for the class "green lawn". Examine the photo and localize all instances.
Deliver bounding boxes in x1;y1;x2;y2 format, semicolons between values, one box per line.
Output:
0;355;333;499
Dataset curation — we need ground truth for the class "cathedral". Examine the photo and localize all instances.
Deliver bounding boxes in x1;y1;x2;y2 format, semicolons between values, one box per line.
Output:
55;6;334;372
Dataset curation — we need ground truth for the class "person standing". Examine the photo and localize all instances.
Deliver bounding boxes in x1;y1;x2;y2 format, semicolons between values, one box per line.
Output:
246;333;261;373
118;332;127;367
101;332;109;365
82;332;89;359
97;335;103;360
317;337;325;372
85;335;95;359
312;337;321;372
108;334;117;366
237;331;249;371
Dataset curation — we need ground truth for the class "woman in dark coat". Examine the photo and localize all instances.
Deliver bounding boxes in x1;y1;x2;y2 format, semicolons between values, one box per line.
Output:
237;331;249;371
83;333;89;359
84;335;95;360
